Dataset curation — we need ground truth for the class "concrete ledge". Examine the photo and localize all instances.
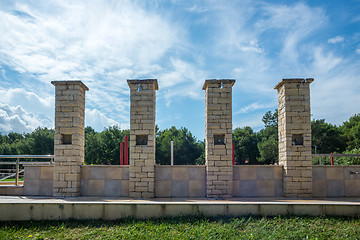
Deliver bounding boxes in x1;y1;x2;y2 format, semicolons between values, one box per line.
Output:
1;197;360;221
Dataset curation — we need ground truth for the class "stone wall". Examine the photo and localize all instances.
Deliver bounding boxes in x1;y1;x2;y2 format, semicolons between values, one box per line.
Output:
80;166;129;197
155;166;206;198
203;79;235;199
275;78;313;198
52;81;88;197
313;166;360;197
128;79;158;198
23;166;53;196
233;166;283;197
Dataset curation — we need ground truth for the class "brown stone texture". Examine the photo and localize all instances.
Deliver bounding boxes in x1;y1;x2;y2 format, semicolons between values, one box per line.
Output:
203;79;235;198
275;78;313;198
52;81;88;197
155;166;206;198
233;166;283;197
24;166;53;196
312;166;360;197
128;79;158;198
80;166;129;197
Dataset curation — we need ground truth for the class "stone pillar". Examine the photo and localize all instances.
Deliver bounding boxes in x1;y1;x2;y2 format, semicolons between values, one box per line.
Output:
203;79;235;199
127;79;158;198
51;81;88;197
274;78;313;198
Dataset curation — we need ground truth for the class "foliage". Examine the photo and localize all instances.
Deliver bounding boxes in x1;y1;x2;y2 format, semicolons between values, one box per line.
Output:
232;127;259;164
0;127;54;156
336;148;360;165
311;119;345;153
84;126;129;165
341;114;360;151
257;110;278;164
156;126;204;165
1;216;360;239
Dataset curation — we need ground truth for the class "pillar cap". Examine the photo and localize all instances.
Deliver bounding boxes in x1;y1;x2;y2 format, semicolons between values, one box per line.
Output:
274;78;314;90
51;80;89;91
202;79;235;90
127;79;158;90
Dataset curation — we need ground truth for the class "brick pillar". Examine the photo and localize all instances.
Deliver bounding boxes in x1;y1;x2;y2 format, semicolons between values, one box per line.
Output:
274;78;313;198
51;81;88;197
203;79;235;199
127;79;158;198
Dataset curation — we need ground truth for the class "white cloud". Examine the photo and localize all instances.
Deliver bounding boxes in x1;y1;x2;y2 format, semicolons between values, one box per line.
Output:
0;103;46;133
85;108;128;132
0;0;184;128
234;102;274;115
328;36;344;44
159;58;207;106
312;47;343;73
356;48;360;54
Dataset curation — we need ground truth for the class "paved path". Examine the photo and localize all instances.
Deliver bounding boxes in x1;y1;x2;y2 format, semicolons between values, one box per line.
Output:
1;196;360;220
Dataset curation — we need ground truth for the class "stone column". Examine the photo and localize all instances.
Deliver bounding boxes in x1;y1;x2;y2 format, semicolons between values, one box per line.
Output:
127;79;158;198
274;78;313;198
51;81;88;197
203;79;235;199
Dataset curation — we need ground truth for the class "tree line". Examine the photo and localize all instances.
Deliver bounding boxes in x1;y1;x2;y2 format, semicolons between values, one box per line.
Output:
0;111;359;165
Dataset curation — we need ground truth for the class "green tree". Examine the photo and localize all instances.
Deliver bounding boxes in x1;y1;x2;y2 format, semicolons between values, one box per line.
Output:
341;114;360;151
311;119;345;153
257;110;278;164
156;126;203;165
84;126;129;165
232;126;259;164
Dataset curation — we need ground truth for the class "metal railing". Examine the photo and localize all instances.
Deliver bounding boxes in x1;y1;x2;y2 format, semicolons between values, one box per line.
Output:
313;154;360;165
0;155;54;186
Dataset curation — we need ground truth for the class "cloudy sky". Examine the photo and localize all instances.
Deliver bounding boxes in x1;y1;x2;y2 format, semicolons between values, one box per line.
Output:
0;0;359;140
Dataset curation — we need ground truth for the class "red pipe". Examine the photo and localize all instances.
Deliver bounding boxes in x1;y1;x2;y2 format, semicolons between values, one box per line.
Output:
331;152;334;165
120;142;124;165
125;135;129;165
232;142;235;165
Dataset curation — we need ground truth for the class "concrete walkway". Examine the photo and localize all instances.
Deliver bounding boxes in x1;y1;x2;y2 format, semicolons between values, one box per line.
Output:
1;196;360;221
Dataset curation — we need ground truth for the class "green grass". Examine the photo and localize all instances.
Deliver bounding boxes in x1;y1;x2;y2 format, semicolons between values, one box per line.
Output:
0;177;24;182
1;216;360;239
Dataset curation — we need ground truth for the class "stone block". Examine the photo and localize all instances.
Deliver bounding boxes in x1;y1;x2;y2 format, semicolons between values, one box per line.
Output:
104;180;122;197
188;180;206;197
39;180;53;196
257;167;274;180
239;180;257;197
89;167;106;179
239;167;257;180
257;180;275;197
344;167;360;179
24;179;40;195
312;167;326;180
40;167;54;180
345;179;360;197
188;167;206;180
326;167;344;180
172;180;189;197
312;180;327;198
326;180;345;197
274;166;283;180
172;167;189;181
122;181;129;197
274;180;283;197
88;179;105;196
122;167;129;179
106;167;122;180
80;179;89;196
24;167;41;180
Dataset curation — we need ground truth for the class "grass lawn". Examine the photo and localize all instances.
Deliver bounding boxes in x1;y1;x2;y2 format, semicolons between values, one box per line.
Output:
0;216;360;239
0;177;24;182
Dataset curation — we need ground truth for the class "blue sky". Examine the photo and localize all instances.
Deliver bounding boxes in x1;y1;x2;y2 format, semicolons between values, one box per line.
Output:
0;0;359;140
